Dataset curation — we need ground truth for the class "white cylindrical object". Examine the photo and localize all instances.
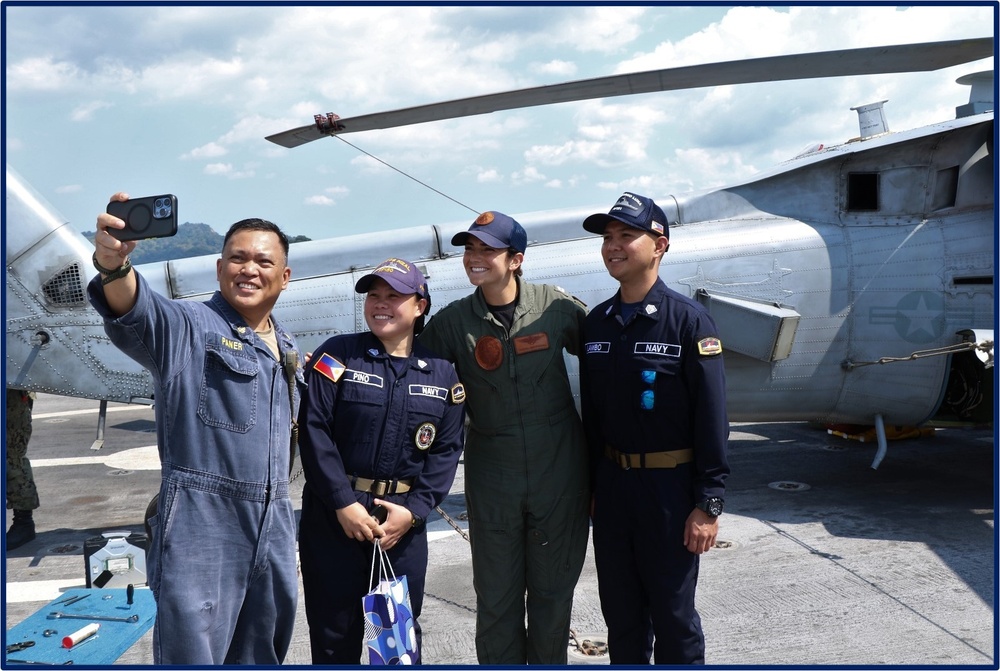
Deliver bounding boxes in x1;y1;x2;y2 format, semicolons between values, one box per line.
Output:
62;622;100;648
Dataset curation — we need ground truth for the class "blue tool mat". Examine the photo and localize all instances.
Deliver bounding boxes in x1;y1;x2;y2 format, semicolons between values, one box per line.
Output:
4;587;155;665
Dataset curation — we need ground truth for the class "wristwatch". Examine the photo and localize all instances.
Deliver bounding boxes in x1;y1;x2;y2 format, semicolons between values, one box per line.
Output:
696;497;724;518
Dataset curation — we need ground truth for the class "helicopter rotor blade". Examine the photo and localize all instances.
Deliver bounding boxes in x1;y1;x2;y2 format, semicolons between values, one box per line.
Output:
266;37;993;148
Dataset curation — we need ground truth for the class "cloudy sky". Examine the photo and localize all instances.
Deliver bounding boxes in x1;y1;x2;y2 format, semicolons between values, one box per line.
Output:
4;4;994;241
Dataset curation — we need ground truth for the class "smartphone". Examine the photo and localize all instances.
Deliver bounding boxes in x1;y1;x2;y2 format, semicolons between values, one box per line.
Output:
106;195;178;241
370;504;388;524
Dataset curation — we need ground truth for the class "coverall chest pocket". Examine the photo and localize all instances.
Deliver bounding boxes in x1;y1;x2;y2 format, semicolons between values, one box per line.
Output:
405;392;448;457
336;376;385;448
407;392;447;424
198;336;259;433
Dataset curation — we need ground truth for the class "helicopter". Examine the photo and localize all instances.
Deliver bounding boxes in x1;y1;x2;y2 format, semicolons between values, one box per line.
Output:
5;38;994;467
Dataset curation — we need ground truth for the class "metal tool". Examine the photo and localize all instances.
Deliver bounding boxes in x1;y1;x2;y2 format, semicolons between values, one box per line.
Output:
53;594;89;607
48;612;138;623
6;642;35;654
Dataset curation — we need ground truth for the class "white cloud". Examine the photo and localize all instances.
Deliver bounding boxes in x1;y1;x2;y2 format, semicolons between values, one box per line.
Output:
5;56;82;91
511;166;547;185
305;195;335;206
204;163;232;175
55;184;83;194
531;60;577;78
202;163;256;179
477;169;502;184
70;101;113;122
182;143;228;160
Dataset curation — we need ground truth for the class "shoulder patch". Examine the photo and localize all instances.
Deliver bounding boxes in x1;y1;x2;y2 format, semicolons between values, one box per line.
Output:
697;337;723;356
450;383;466;405
313;353;346;383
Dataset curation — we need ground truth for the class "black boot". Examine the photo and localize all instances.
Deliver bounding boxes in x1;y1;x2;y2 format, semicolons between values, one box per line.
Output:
7;509;36;550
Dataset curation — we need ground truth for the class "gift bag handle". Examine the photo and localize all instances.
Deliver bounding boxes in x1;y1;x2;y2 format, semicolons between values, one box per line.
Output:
369;538;399;589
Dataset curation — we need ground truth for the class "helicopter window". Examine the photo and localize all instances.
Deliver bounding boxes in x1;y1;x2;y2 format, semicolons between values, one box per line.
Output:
846;172;879;211
953;276;993;286
41;262;87;307
932;166;959;210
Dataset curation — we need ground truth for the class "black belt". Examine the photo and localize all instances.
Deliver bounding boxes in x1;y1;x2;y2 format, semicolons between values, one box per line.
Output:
352;477;413;496
604;445;694;470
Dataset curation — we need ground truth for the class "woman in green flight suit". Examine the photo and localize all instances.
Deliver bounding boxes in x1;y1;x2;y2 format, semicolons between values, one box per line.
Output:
419;211;590;665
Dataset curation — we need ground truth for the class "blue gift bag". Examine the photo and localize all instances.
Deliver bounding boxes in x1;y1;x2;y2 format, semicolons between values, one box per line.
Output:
363;540;418;665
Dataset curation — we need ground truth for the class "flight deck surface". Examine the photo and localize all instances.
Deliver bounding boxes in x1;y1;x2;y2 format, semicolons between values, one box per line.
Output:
4;393;994;665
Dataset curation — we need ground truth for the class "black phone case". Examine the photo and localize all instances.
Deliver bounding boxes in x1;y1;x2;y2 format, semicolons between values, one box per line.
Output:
106;195;178;241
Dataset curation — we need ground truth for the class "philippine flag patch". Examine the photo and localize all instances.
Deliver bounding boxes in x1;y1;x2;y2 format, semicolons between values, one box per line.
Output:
313;353;346;383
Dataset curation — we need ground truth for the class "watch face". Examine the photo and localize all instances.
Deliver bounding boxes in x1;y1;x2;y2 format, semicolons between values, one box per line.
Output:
701;498;724;517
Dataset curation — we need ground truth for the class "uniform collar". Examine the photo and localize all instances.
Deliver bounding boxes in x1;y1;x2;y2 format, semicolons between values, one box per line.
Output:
603;277;668;322
361;332;433;374
210;291;294;351
472;274;531;321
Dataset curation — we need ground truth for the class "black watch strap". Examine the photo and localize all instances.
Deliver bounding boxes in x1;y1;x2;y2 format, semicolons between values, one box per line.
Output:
697;497;724;517
93;253;133;285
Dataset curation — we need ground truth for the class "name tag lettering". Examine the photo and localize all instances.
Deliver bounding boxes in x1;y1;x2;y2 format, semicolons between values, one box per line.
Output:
409;384;448;401
221;336;244;351
345;370;384;388
634;342;681;357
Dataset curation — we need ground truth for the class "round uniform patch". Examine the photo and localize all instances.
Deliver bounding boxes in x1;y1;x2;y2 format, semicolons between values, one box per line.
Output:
475;212;494;226
415;422;436;450
474;335;504;371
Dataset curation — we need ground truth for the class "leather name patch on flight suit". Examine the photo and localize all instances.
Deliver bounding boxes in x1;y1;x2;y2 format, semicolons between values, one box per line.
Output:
512;332;550;355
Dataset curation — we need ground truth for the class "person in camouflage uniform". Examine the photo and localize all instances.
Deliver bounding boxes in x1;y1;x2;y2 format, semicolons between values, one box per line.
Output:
6;388;40;549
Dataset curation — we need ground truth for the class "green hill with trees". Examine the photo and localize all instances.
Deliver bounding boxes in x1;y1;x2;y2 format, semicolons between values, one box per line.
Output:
84;222;311;264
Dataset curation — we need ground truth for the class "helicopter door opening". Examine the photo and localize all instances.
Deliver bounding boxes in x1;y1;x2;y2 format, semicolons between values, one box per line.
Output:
931;329;994;425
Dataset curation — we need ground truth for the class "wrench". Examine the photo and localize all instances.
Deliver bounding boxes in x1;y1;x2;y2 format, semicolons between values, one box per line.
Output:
47;612;138;623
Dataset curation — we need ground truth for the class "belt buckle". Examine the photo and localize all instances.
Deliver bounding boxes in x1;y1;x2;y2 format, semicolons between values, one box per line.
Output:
617;453;630;470
372;480;389;497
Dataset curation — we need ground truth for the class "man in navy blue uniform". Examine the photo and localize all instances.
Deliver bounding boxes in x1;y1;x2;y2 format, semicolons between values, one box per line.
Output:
580;192;730;665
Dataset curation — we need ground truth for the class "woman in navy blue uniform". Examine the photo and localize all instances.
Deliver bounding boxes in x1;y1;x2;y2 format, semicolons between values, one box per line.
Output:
297;258;466;664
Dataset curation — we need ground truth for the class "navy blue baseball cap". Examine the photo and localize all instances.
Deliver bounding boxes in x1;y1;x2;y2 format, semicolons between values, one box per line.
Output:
583;192;669;237
355;257;431;310
452;211;528;254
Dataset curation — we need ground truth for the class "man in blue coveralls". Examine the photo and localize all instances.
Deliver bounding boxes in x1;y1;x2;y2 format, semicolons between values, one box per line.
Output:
88;193;303;665
579;192;730;665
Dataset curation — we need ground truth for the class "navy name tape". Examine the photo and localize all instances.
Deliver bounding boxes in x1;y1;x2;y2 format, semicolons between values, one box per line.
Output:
409;384;448;401
585;341;611;354
344;369;385;388
634;342;681;357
